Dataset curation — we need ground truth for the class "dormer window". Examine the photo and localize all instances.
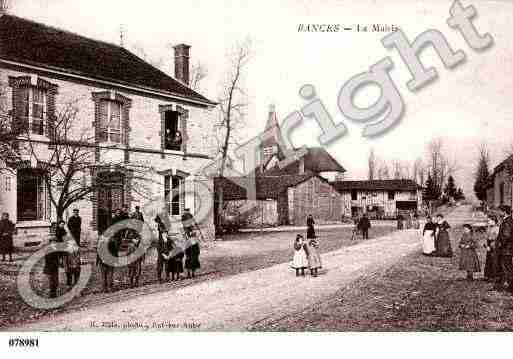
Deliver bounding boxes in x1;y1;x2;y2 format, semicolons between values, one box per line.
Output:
99;100;122;143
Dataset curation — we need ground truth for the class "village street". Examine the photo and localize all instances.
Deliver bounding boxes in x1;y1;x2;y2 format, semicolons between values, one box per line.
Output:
10;206;476;331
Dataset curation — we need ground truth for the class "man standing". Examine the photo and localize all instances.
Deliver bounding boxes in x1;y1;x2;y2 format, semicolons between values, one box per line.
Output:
496;205;513;293
0;212;15;262
131;206;144;222
68;208;82;246
358;213;371;240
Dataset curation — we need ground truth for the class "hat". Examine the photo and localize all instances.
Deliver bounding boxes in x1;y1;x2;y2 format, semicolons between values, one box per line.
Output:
499;205;511;215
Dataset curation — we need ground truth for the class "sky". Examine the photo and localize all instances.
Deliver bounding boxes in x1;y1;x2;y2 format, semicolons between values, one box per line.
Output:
7;0;513;198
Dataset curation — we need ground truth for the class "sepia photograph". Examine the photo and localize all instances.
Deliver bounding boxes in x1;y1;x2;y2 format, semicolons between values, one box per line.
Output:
1;0;513;356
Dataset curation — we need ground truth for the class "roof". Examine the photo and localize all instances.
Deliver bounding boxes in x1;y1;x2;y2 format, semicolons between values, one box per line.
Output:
0;14;214;105
331;179;420;192
214;173;319;200
261;147;345;176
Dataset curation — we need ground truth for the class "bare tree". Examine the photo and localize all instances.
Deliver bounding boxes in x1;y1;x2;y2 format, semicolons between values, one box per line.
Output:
425;137;459;199
217;38;252;176
0;81;21;171
25;102;156;221
377;160;390;180
368;148;376;180
189;61;208;92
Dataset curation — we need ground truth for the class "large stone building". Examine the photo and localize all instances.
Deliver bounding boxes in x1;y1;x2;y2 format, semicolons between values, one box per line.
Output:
0;13;217;245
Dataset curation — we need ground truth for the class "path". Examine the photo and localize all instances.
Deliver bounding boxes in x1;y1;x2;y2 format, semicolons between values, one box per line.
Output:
13;206;473;331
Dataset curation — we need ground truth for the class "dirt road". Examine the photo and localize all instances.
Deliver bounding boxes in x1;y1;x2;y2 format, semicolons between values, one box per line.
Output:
14;231;424;331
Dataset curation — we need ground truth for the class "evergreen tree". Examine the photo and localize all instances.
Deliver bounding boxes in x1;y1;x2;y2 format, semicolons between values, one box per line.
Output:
444;175;457;199
423;172;441;202
455;187;465;201
474;144;490;201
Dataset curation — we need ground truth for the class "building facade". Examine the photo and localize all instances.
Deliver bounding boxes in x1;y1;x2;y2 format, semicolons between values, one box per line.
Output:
331;179;422;219
485;155;513;209
0;14;217;245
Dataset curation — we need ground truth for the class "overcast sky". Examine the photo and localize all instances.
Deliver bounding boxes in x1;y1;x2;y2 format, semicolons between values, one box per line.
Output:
9;0;513;197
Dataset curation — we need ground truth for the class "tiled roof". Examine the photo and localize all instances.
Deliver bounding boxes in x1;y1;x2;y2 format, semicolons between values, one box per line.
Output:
331;179;420;192
214;173;318;200
0;14;214;104
261;147;345;176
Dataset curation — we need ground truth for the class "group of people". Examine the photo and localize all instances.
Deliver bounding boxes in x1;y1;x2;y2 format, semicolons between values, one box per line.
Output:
155;213;200;283
481;205;513;292
42;205;201;297
352;213;371;240
291;214;322;277
397;211;420;230
421;214;453;258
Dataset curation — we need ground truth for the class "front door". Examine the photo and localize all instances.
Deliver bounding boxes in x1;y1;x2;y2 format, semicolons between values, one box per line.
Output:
96;172;125;234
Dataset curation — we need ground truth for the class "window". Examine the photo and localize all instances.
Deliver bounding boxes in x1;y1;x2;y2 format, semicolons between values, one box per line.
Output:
388;190;395;200
351;189;357;201
5;176;11;192
500;182;505;205
164;175;181;215
163;110;182;151
99;100;122;143
14;86;47;135
17;169;48;221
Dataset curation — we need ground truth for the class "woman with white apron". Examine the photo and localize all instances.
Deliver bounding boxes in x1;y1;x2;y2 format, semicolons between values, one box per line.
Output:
422;216;437;255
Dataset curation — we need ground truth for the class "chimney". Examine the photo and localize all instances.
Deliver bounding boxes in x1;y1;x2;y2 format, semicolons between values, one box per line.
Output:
173;44;191;85
0;0;9;15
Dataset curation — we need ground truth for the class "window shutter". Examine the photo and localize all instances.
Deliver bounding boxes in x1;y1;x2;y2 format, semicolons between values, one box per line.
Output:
177;106;188;156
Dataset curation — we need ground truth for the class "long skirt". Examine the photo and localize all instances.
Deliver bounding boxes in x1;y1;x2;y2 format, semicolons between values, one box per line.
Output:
459;248;481;272
436;231;453;257
291;249;308;269
307;246;322;269
484;249;501;280
422;230;436;254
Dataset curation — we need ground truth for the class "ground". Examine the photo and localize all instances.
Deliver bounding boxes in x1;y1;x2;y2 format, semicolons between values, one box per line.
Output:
0;225;394;328
254;207;513;331
5;205;512;331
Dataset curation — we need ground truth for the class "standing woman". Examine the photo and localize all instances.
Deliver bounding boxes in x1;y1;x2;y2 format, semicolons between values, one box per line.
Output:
306;214;316;240
484;216;501;282
459;224;481;280
422;216;437;255
185;236;200;279
435;214;453;257
0;212;15;262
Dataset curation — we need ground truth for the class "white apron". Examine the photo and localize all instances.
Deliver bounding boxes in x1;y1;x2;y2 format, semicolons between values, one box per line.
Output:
422;230;436;254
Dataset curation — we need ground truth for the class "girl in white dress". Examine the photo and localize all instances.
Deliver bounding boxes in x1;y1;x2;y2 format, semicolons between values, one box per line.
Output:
291;234;308;276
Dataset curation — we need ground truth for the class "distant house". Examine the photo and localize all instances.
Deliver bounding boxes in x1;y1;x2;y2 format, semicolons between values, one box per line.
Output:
331;179;422;219
214;105;345;227
485;155;513;208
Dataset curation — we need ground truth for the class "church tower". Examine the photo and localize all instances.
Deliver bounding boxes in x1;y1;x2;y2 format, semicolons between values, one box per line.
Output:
260;104;284;170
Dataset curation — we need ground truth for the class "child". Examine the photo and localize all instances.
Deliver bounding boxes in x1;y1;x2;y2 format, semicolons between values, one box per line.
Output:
307;237;322;277
168;237;184;281
459;224;481;280
127;232;144;288
64;236;81;287
291;234;308;276
184;236;200;279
